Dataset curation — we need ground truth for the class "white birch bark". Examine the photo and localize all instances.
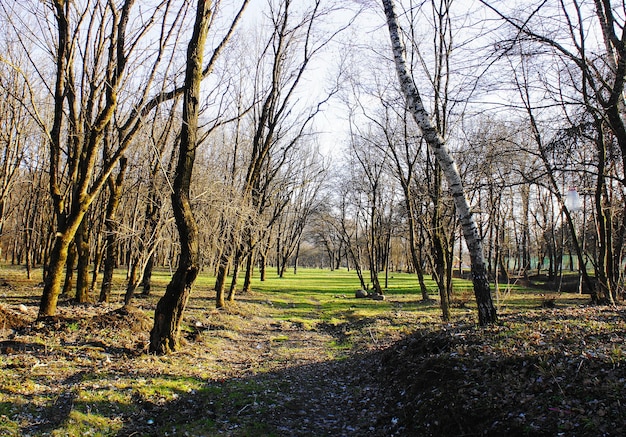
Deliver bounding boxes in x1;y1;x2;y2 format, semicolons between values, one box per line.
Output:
381;0;497;325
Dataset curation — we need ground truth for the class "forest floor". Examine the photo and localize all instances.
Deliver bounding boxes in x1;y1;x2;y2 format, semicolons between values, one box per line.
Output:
0;269;625;436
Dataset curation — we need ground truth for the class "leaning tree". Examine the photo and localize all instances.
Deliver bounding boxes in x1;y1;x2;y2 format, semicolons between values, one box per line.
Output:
382;0;497;325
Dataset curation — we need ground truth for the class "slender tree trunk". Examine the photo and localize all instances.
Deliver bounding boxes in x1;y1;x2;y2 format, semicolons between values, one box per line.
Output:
293;240;301;275
150;0;211;354
215;249;230;308
62;242;77;297
75;218;91;303
406;198;429;300
90;231;104;293
140;185;164;296
227;249;243;302
242;252;254;293
260;251;267;282
433;231;450;321
125;261;140;305
99;157;127;302
99;228;118;303
382;0;496;325
594;124;615;303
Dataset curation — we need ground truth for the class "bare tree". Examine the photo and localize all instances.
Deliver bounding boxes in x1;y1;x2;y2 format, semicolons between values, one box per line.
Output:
275;146;326;277
150;0;251;353
149;0;212;354
0;0;250;317
213;0;344;306
480;0;626;302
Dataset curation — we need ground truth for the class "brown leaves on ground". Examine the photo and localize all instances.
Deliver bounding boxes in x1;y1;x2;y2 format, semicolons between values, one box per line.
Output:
374;306;626;436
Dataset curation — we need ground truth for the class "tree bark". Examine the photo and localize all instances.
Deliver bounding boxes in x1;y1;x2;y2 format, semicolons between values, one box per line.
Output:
38;0;71;317
227;248;243;302
149;0;212;354
382;0;497;325
61;242;76;297
141;254;155;295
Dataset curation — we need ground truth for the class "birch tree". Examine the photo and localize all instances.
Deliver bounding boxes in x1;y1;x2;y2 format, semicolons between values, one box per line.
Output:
382;0;497;325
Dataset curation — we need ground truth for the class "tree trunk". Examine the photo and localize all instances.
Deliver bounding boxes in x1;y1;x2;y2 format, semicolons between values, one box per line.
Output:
432;230;450;321
382;0;496;325
99;227;118;303
39;231;75;317
260;250;267;281
90;230;105;293
100;157;127;302
242;252;254;293
149;0;211;354
227;249;243;302
124;260;140;305
141;254;155;295
62;242;77;297
75;218;91;303
293;240;301;275
406;196;429;300
39;0;135;316
215;251;229;308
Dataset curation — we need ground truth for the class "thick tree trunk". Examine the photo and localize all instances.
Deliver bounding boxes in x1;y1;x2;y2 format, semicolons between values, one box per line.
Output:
141;254;155;295
382;0;496;325
149;0;211;354
39;231;75;317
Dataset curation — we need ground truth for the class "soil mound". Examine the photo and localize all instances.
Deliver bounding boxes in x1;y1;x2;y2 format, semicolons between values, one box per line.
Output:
89;305;152;332
0;305;31;331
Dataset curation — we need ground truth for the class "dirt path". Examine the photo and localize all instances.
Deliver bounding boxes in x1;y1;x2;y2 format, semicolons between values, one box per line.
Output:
0;296;400;436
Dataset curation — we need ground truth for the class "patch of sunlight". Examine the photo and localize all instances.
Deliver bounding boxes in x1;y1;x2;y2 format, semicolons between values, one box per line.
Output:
52;410;123;437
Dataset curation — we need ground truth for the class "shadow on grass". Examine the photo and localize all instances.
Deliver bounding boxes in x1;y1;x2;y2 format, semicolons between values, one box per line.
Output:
113;354;387;437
